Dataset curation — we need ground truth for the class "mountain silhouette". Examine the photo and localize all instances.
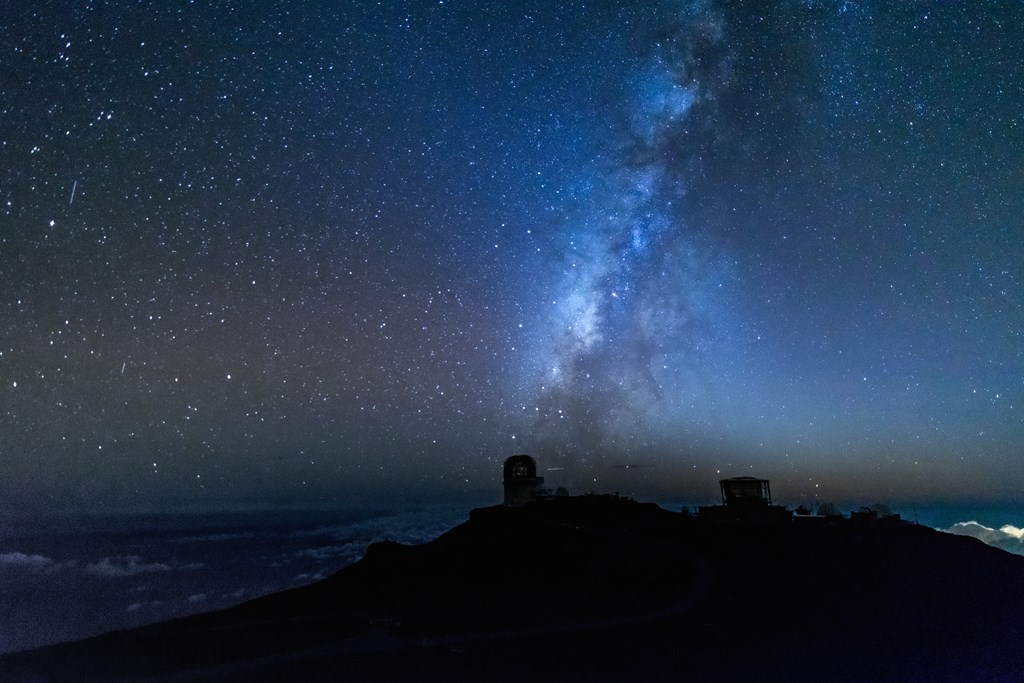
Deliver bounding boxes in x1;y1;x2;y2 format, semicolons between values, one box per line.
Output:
4;495;1024;681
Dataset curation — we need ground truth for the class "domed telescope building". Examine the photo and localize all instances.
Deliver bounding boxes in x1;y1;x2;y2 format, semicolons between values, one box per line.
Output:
503;454;544;506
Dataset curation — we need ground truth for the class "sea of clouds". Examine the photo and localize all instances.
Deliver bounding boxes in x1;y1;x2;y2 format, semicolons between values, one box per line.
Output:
0;505;473;654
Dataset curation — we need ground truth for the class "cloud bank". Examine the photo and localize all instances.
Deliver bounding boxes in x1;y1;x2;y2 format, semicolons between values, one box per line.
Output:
0;552;61;573
85;555;174;578
941;521;1024;557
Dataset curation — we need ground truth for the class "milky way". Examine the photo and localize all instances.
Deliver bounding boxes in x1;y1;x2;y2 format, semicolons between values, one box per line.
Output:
2;1;1022;510
529;4;734;482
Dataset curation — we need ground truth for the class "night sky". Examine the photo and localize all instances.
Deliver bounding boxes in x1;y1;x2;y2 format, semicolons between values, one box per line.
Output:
3;0;1022;512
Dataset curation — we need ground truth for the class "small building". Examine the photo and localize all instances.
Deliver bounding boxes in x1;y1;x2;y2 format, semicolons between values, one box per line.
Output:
503;454;545;506
699;476;791;523
720;476;773;507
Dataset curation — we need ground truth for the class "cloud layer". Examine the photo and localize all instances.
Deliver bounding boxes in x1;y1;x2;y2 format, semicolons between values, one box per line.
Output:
0;505;472;654
941;521;1024;556
85;555;173;578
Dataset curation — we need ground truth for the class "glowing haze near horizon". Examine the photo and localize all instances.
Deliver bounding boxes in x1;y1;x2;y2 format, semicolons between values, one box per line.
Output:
2;0;1022;512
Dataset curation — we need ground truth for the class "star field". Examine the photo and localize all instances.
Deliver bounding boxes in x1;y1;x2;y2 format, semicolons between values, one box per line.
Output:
2;1;1022;511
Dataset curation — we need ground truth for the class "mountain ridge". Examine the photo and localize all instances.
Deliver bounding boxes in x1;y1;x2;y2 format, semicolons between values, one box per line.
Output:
4;495;1024;681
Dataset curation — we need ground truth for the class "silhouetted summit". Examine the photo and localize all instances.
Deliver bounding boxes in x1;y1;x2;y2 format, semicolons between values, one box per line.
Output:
4;496;1024;681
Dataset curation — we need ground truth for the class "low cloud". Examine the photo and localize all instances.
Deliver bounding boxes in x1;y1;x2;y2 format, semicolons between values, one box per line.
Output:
85;555;172;578
294;571;327;583
1;551;192;579
290;507;469;570
0;551;75;574
296;544;359;562
941;521;1024;556
0;552;56;572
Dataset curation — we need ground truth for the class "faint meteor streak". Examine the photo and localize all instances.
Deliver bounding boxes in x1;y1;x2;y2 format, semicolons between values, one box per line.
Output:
69;180;78;205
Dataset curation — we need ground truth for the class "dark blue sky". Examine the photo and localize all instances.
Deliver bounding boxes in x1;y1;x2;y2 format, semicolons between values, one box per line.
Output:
2;0;1022;511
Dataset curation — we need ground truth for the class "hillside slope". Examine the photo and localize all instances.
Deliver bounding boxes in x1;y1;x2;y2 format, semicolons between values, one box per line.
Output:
4;496;1024;681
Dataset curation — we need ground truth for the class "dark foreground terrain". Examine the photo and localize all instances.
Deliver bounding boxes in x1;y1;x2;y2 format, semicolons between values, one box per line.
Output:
4;496;1024;682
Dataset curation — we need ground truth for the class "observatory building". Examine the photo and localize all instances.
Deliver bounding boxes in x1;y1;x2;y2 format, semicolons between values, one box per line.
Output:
720;476;774;506
503;454;544;506
700;476;792;523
